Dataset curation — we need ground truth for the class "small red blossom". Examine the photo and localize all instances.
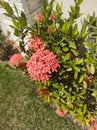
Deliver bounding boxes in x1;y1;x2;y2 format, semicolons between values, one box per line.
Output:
28;36;46;51
55;108;65;117
88;117;97;130
49;13;55;21
89;122;97;130
35;12;44;24
38;88;49;96
27;50;59;82
10;54;24;66
86;75;93;85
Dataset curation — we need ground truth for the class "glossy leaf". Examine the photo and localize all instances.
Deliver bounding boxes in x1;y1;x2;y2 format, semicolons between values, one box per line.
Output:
3;1;13;15
69;41;76;49
90;64;95;74
61;22;70;33
62;53;70;62
92;91;97;101
18;11;27;27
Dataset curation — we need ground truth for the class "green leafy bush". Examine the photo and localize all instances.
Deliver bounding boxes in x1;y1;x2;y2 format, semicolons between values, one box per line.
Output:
1;0;97;127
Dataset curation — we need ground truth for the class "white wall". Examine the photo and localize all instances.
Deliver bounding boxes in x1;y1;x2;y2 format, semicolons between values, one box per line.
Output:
0;0;97;40
0;0;23;40
0;0;42;40
50;0;97;18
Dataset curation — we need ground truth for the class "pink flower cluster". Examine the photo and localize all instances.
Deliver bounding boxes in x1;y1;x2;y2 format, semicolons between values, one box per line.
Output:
35;12;55;24
49;13;55;21
10;54;24;66
88;118;97;130
55;108;65;117
28;36;46;51
35;12;44;24
27;50;59;82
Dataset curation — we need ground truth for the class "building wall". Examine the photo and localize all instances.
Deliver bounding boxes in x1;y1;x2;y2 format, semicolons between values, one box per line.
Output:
53;0;97;18
0;0;97;40
0;0;23;40
0;0;42;40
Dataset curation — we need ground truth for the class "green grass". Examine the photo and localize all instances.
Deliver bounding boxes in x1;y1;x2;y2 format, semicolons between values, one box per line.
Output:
0;63;81;130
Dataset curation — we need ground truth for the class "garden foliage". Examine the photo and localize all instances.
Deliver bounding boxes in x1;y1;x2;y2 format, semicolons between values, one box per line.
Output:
0;29;18;61
1;0;97;127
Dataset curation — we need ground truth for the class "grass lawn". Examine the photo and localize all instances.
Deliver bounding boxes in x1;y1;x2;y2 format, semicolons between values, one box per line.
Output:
0;63;82;130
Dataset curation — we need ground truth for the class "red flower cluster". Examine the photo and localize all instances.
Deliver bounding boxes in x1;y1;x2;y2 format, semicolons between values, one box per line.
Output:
55;108;65;117
88;118;97;130
27;50;59;82
35;12;44;24
49;13;55;21
10;54;24;66
28;36;46;51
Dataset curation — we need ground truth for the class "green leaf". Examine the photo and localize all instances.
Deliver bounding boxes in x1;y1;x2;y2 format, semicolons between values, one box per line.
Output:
50;0;55;6
66;101;73;109
53;83;59;88
42;0;48;8
55;47;60;54
3;13;11;17
78;75;84;83
92;91;97;101
3;1;13;15
74;0;84;5
74;71;78;79
83;42;92;49
63;47;69;52
74;59;83;65
56;2;62;15
14;29;20;37
83;81;87;88
81;24;87;38
90;64;95;74
72;24;78;36
71;49;78;56
78;0;84;5
12;19;21;29
73;66;80;72
18;11;27;27
67;67;72;71
13;3;18;15
60;42;67;47
61;22;70;33
62;53;70;62
69;41;76;49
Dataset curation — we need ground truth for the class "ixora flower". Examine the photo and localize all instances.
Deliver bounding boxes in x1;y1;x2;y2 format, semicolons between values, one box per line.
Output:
10;54;24;66
28;36;46;51
88;121;97;130
35;12;44;24
27;50;59;82
49;13;55;21
55;108;65;117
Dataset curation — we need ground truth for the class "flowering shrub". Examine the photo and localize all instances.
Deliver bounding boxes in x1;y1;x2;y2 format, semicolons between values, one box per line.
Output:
1;0;97;128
